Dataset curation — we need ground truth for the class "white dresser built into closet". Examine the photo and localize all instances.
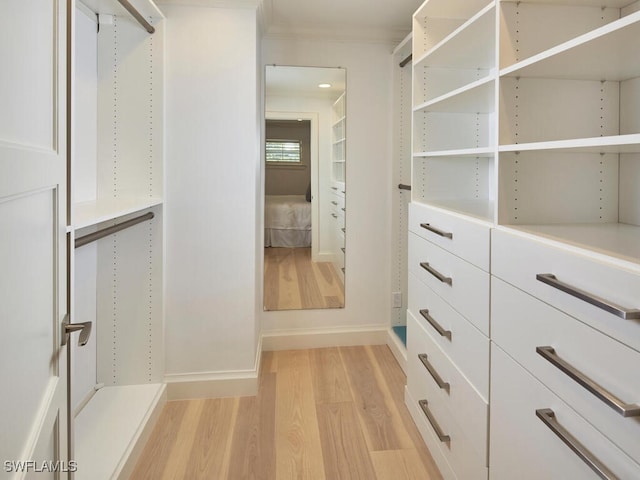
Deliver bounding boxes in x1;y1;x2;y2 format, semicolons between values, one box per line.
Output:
70;1;165;478
330;92;346;280
405;0;640;479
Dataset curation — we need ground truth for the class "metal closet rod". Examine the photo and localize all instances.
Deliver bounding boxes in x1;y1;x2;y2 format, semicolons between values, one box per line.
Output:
399;54;412;68
75;211;155;248
116;0;155;34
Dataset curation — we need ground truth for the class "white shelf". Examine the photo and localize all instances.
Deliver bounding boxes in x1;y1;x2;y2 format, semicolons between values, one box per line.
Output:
333;138;346;144
501;11;640;80
74;383;165;480
73;196;162;230
503;0;634;7
414;147;495;158
333;116;346;126
80;0;164;19
424;199;495;222
506;223;640;269
500;134;640;153
414;0;492;21
414;75;495;113
414;3;496;70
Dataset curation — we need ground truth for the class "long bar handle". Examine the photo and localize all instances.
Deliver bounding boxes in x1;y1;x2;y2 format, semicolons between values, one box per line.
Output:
419;400;450;442
536;409;618;480
420;223;453;239
331;214;338;218
536;274;640;320
536;346;640;417
418;354;450;393
419;309;452;340
420;262;452;286
117;0;155;34
398;183;412;191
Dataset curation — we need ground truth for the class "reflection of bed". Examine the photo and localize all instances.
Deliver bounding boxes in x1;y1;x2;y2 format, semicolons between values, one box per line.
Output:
265;195;311;247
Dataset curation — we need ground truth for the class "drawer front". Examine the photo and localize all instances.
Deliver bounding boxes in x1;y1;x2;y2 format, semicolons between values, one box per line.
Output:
409;202;491;271
492;277;640;464
330;192;345;212
407;311;488;462
408;276;489;399
490;346;640;480
492;228;640;352
409;232;489;335
406;379;487;480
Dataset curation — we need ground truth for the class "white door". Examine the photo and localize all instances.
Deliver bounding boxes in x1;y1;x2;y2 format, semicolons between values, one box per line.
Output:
0;1;70;478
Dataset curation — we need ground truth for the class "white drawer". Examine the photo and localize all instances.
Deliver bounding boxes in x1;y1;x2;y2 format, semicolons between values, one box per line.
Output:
492;228;640;352
330;192;345;212
406;378;487;480
492;277;640;464
330;182;345;198
409;202;491;271
407;311;488;464
408;276;489;399
490;346;640;480
409;232;489;335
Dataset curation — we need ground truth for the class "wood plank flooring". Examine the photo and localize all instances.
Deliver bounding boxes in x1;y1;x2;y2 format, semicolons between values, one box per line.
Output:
131;345;442;480
263;247;345;311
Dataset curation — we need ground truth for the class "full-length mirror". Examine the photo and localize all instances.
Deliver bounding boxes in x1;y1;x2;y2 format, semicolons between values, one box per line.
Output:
263;66;346;311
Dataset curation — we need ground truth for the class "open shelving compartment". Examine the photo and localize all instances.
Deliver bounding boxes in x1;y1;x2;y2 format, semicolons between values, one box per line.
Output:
411;0;498;222
70;1;165;478
497;0;640;268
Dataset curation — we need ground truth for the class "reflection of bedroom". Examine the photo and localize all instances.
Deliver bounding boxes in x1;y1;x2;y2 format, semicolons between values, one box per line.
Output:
264;118;345;310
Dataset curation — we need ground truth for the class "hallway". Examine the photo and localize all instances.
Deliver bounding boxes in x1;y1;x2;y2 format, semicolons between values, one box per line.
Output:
131;345;441;479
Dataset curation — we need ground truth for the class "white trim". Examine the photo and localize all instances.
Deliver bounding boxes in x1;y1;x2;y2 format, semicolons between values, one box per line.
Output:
386;328;408;374
262;325;388;351
165;336;263;400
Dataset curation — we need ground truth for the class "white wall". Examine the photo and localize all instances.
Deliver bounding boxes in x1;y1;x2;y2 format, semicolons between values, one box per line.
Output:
161;4;261;381
262;37;395;336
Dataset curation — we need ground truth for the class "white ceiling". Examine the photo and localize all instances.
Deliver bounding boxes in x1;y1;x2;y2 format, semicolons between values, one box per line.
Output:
156;0;421;42
266;65;346;98
263;0;421;42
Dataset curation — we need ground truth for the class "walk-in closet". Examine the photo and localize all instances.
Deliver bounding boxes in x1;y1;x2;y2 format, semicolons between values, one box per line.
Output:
70;1;165;477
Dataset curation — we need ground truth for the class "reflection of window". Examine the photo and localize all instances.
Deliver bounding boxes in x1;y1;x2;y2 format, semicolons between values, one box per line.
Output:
266;140;301;163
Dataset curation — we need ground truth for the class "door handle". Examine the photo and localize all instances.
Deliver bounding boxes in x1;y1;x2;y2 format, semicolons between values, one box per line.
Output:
62;315;92;347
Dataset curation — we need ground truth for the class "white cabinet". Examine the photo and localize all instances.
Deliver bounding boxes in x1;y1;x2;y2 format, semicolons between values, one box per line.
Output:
70;1;165;478
406;0;640;478
329;93;346;280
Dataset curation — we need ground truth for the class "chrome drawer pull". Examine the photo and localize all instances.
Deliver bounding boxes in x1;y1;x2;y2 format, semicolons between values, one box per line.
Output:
419;400;450;443
536;409;617;480
536;273;640;320
331;214;338;218
419;309;452;340
420;262;452;286
418;354;450;393
536;346;640;418
331;201;338;205
420;223;453;239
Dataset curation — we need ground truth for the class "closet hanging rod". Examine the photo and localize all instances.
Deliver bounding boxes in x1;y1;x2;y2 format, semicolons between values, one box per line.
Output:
75;211;155;248
398;184;412;191
399;54;412;68
116;0;155;34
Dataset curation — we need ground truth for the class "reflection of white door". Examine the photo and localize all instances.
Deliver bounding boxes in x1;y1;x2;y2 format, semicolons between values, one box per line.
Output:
0;1;70;477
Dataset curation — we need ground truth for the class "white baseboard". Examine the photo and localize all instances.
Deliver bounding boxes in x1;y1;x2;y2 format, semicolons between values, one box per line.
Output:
387;328;407;374
262;325;388;351
165;338;263;400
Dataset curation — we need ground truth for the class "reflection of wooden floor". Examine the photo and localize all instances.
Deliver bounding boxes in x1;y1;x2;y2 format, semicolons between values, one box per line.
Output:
264;247;345;311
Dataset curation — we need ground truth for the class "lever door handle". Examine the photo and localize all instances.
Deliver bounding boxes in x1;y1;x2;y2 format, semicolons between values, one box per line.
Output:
62;315;92;347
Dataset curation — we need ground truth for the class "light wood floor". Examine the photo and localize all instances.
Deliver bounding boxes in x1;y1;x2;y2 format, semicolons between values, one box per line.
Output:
131;345;442;480
264;247;345;311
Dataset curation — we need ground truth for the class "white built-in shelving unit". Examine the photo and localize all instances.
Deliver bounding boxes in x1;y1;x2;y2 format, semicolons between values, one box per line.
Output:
330;92;346;280
70;1;165;478
406;0;640;479
388;33;413;370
